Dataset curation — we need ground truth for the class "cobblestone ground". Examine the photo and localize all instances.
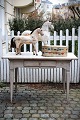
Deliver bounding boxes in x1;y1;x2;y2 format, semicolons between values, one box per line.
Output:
0;84;80;120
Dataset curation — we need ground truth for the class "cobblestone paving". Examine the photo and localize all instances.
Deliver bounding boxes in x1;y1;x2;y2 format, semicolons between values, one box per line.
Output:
0;84;80;120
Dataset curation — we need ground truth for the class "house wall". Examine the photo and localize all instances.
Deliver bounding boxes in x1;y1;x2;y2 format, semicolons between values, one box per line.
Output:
14;0;34;17
0;0;36;41
0;0;14;42
52;3;80;20
0;0;5;39
38;0;53;20
14;0;33;7
5;0;14;33
21;5;35;14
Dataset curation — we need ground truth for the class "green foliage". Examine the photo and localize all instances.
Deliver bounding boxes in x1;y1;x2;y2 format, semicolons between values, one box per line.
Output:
8;18;25;35
0;82;6;88
52;18;80;35
25;18;43;31
8;18;43;35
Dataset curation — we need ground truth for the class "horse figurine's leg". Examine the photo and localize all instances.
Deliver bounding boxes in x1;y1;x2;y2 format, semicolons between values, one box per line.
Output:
18;43;23;55
18;47;21;55
15;40;22;55
16;48;19;55
33;43;38;56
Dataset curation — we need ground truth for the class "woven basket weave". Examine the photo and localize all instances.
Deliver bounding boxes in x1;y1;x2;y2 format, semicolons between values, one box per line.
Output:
42;45;68;57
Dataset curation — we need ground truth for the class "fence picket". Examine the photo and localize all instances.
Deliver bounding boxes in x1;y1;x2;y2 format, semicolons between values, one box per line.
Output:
66;29;69;47
0;30;3;82
71;28;75;83
78;27;80;82
11;30;15;52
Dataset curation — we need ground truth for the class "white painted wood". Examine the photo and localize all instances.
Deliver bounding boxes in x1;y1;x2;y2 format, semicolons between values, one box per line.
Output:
30;44;32;52
60;30;63;45
78;27;80;81
48;32;50;45
10;68;14;103
0;29;2;59
53;31;57;45
53;31;57;82
62;68;66;93
1;59;3;81
59;30;63;82
5;30;10;82
66;70;70;101
5;52;76;102
71;28;75;82
66;29;69;47
24;44;26;52
3;52;77;60
72;28;75;53
0;29;4;82
11;30;15;52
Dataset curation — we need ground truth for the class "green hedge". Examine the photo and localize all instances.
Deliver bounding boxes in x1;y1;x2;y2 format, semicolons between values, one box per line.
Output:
51;18;80;35
9;18;43;35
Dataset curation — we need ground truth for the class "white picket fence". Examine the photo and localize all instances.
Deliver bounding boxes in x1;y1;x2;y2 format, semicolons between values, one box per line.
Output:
0;27;80;83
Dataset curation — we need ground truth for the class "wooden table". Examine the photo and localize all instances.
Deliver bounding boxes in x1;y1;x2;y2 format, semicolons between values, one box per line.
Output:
2;52;77;102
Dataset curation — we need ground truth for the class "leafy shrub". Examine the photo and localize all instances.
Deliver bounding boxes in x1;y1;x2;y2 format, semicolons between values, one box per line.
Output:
8;18;43;35
9;18;25;35
52;18;80;35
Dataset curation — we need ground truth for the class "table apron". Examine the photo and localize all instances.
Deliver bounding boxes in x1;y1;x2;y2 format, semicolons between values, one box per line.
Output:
10;60;71;71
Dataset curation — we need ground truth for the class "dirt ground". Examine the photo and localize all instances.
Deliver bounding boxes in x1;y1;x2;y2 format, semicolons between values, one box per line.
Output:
3;82;80;90
19;83;80;90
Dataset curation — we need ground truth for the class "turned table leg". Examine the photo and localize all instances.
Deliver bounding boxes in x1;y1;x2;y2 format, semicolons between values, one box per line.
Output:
15;68;18;92
10;69;14;103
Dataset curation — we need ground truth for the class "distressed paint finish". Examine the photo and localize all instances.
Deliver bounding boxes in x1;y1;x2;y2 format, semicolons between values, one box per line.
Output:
2;52;77;102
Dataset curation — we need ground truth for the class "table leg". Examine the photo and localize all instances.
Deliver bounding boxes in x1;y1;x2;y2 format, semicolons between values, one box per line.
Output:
10;69;14;103
62;68;66;93
66;70;70;101
15;68;18;92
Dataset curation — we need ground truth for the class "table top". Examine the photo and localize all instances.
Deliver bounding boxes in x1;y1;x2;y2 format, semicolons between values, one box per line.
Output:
2;52;77;60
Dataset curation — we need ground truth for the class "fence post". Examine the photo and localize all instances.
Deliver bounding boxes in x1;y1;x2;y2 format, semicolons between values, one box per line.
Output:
78;26;80;82
60;30;63;45
17;31;20;36
0;29;2;59
72;28;75;53
0;29;4;82
11;30;14;52
0;29;2;81
54;31;57;45
5;29;9;53
66;29;69;47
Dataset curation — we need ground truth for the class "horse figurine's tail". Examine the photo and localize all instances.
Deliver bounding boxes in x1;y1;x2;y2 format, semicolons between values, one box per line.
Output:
10;37;16;48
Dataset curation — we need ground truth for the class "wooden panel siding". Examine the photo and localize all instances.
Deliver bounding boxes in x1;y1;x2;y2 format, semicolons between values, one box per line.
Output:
0;27;80;83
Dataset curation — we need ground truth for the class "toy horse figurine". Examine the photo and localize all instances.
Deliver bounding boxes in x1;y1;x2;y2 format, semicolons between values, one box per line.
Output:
38;21;54;45
10;28;44;55
41;20;54;32
21;21;54;46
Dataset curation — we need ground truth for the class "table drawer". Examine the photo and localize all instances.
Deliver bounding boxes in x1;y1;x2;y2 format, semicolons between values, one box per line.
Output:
23;60;57;67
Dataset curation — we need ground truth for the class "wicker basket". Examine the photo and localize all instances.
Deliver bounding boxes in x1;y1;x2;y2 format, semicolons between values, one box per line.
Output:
42;45;68;57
